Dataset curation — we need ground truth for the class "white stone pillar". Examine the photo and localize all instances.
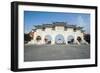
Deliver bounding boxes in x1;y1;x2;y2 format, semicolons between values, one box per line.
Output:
74;37;78;44
41;36;45;44
51;36;55;45
64;36;68;45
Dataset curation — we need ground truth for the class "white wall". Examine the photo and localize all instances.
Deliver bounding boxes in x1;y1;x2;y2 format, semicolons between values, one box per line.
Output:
0;0;99;73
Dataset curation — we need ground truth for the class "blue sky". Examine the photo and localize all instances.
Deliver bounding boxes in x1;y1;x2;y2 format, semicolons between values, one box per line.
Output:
24;11;90;34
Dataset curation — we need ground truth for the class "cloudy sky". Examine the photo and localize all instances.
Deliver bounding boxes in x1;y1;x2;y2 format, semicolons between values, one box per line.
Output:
24;11;90;34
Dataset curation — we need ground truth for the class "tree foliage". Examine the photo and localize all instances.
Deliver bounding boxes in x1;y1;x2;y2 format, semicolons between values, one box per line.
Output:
84;34;90;44
24;33;32;43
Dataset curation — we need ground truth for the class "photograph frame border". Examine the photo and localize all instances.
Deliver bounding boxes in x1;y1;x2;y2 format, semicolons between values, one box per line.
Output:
11;1;98;72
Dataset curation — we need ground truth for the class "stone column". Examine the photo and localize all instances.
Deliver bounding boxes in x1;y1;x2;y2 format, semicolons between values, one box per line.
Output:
41;36;45;45
51;35;55;45
64;36;68;45
74;37;78;44
32;34;37;44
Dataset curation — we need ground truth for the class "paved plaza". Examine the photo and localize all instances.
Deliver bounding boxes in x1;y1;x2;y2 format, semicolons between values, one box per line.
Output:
24;44;90;62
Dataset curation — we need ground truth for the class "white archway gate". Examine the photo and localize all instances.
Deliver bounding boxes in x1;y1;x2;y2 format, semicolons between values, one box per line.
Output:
31;28;87;45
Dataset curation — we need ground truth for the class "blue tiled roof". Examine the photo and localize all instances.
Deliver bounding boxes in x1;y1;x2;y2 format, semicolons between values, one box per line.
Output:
34;22;83;30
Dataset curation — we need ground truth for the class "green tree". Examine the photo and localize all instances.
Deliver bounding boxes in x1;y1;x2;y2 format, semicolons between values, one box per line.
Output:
24;33;32;44
84;34;90;44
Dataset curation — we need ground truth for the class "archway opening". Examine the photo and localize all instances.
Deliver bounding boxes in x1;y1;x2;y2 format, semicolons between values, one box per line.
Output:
77;36;82;43
67;35;74;44
36;36;41;42
44;35;52;44
55;34;65;44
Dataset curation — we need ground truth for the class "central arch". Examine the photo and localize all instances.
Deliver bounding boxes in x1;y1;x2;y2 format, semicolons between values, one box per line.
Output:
55;34;65;44
44;35;52;44
67;35;74;44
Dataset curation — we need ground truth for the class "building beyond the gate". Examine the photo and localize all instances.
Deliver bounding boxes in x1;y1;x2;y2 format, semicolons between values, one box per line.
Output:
29;22;88;45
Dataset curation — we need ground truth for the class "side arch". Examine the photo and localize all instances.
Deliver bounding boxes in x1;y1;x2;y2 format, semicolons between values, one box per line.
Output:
77;36;82;43
44;35;52;44
36;36;41;42
67;35;74;44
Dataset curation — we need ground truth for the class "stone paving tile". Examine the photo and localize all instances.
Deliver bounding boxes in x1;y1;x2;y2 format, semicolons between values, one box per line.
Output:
24;44;90;62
